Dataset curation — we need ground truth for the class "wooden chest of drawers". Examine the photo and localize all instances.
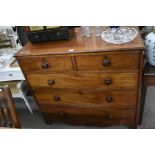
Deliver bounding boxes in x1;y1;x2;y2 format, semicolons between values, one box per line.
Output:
15;27;144;128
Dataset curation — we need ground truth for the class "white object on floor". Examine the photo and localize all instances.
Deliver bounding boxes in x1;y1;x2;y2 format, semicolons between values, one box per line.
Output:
16;81;33;114
4;81;33;114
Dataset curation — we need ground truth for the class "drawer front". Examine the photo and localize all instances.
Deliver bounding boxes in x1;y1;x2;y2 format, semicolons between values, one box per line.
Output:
44;113;136;127
43;112;136;127
39;105;136;121
75;52;140;71
19;56;73;73
34;89;137;109
27;72;139;90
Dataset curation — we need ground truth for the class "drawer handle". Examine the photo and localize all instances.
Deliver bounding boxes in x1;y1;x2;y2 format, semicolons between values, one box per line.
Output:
48;80;55;85
104;79;112;85
53;96;61;101
103;59;110;67
60;112;64;117
108;114;113;120
41;62;49;69
106;96;113;103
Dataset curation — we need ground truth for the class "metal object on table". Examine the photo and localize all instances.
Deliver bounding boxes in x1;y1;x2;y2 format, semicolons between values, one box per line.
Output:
25;26;73;43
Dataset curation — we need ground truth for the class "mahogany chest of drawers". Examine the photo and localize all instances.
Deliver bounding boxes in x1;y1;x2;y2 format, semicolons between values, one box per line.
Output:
15;28;144;128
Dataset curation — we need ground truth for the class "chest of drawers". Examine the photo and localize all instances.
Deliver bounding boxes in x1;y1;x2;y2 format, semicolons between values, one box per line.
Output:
15;27;144;128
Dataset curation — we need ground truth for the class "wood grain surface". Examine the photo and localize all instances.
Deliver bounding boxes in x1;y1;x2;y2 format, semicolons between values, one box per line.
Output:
19;55;73;73
15;27;144;128
15;27;144;57
34;89;137;109
75;52;140;71
27;72;139;90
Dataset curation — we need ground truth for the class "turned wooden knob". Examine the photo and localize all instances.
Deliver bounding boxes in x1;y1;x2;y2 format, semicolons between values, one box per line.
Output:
41;62;49;68
104;79;112;85
53;96;60;101
60;112;64;117
103;59;110;67
48;80;55;85
108;114;113;120
106;96;113;103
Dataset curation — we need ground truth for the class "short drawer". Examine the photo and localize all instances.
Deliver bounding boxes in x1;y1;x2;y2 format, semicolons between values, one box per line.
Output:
27;72;139;90
34;89;137;109
75;52;140;71
18;56;73;73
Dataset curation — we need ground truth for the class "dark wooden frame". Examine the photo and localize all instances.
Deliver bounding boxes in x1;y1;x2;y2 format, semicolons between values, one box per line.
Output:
139;63;155;124
0;86;20;128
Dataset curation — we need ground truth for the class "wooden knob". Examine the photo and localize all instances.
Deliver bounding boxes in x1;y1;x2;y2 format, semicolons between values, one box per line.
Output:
103;59;110;67
108;114;113;120
53;96;60;101
41;62;49;69
48;80;55;85
104;79;112;85
60;112;64;117
106;96;113;103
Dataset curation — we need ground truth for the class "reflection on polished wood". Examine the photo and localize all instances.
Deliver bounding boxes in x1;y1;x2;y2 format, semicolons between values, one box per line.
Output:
16;27;144;57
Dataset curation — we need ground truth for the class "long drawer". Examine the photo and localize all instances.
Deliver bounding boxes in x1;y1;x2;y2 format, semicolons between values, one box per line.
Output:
27;72;139;90
39;106;136;125
44;113;136;127
75;52;140;71
18;55;73;73
33;89;137;109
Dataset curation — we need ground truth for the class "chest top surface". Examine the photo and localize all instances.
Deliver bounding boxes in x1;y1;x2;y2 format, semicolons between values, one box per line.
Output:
15;27;144;57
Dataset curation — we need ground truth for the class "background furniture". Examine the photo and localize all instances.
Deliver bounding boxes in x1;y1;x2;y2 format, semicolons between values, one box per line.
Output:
0;49;33;114
15;27;144;128
0;86;20;128
0;39;12;48
139;63;155;124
